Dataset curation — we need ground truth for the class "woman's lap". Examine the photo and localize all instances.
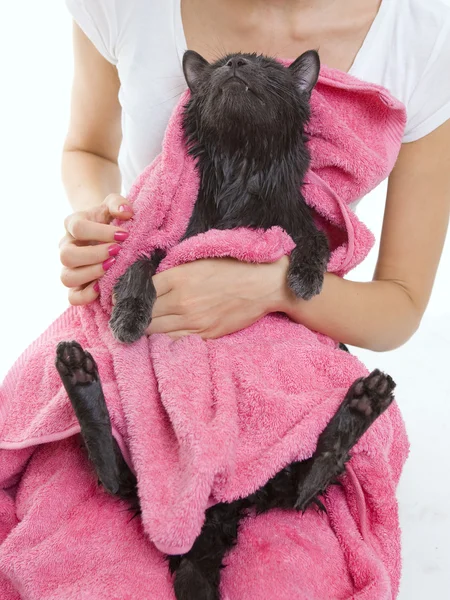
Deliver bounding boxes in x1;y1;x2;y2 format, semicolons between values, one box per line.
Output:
222;508;354;599
0;438;354;600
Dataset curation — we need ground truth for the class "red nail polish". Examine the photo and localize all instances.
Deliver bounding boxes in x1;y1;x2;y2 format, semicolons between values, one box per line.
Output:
108;244;121;257
119;204;132;213
102;257;116;271
93;281;100;293
114;231;129;242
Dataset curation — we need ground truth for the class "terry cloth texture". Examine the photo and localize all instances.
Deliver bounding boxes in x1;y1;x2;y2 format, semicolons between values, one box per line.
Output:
0;64;409;599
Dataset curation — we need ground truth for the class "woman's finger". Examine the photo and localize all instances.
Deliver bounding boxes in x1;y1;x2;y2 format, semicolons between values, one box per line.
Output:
152;270;174;298
165;331;194;341
60;259;115;288
58;232;75;249
59;232;93;250
67;281;99;306
151;291;184;318
59;240;122;269
64;213;129;243
146;315;193;335
103;193;134;220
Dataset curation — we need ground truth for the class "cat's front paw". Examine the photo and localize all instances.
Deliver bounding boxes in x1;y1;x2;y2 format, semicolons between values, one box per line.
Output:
287;262;325;300
109;294;155;343
287;234;329;300
108;256;161;343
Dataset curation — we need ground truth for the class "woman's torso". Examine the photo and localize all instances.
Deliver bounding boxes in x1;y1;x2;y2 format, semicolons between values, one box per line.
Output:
66;0;450;194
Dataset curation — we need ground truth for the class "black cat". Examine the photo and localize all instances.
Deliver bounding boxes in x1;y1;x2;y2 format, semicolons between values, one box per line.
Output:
55;50;395;600
109;49;330;343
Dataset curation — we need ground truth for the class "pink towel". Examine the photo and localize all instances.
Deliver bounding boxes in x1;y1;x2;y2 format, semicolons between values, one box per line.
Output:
0;65;409;599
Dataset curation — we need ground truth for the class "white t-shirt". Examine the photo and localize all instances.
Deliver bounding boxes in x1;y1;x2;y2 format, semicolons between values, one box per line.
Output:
66;0;450;194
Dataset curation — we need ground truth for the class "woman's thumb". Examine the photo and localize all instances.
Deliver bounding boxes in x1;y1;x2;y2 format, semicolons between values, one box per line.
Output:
105;193;134;219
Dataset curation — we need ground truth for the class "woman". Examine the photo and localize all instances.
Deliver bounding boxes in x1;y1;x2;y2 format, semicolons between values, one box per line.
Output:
57;0;449;595
60;0;450;353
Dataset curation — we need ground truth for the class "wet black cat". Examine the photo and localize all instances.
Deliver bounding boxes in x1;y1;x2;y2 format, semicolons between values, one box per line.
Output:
109;49;329;343
55;50;395;600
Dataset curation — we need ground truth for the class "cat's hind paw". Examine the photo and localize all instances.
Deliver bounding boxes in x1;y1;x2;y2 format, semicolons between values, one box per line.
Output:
55;340;98;389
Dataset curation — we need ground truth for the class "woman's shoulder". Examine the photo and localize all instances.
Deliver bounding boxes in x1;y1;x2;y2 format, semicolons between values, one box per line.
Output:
398;0;450;45
351;0;450;142
405;0;450;20
66;0;177;64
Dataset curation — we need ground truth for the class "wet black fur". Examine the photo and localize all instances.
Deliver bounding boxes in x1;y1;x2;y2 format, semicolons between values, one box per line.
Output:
55;341;395;600
56;51;396;599
110;49;329;343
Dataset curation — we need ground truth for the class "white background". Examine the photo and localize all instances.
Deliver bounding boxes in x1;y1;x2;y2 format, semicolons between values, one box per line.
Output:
0;2;449;598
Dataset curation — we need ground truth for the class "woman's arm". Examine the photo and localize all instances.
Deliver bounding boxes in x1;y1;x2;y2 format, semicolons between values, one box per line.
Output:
59;22;133;306
147;120;450;350
62;21;122;211
280;119;450;351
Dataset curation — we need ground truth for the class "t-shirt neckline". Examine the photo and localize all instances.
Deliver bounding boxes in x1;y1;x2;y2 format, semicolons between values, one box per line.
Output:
348;0;391;76
173;0;390;77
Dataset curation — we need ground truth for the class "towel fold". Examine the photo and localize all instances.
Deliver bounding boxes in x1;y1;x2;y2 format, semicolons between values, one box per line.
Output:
0;64;409;599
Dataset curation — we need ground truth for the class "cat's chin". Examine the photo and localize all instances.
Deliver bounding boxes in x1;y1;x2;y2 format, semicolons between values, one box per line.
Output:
220;77;250;93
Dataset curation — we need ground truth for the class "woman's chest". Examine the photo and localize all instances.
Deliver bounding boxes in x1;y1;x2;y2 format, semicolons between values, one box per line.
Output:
180;0;382;73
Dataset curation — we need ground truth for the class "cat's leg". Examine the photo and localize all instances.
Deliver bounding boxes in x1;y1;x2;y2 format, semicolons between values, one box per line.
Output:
287;229;329;300
109;249;166;343
167;499;248;600
244;369;395;516
166;366;393;600
293;369;395;511
55;341;139;509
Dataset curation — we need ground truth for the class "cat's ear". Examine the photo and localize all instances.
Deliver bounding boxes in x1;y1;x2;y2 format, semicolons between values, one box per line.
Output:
288;50;320;96
183;50;209;93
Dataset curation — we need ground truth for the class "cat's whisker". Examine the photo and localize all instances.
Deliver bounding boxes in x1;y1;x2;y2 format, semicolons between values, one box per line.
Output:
267;78;300;98
266;85;294;105
266;82;301;105
200;38;229;64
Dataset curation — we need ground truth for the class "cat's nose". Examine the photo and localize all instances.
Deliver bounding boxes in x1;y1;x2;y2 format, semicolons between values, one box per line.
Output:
226;57;247;70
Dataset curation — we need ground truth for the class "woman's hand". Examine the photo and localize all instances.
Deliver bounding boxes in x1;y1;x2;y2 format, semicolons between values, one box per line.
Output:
59;193;134;306
145;256;291;340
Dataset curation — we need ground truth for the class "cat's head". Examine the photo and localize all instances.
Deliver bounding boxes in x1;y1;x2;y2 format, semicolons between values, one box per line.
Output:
182;49;320;154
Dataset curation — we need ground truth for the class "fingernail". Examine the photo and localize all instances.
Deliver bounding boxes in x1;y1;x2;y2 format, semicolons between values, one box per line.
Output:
119;204;133;213
102;257;116;271
114;231;129;242
93;281;100;293
108;244;121;257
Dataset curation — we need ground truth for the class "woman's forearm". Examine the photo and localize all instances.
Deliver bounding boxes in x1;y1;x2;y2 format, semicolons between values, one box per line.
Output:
273;257;422;352
61;149;122;212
